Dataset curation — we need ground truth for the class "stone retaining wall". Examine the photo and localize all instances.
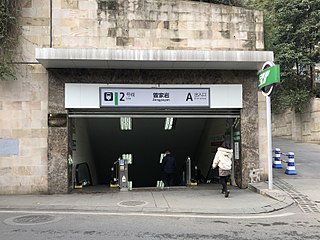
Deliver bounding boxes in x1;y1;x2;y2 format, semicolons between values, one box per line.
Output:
272;98;320;143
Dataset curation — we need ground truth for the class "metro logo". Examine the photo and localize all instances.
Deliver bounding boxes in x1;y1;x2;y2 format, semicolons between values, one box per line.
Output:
258;65;280;90
104;92;113;101
258;70;270;86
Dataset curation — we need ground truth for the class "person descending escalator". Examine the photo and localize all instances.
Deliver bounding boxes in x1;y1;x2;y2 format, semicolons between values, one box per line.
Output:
161;150;177;187
211;142;233;198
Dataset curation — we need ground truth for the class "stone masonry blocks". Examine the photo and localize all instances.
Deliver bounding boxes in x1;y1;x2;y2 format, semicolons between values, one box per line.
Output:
51;0;263;50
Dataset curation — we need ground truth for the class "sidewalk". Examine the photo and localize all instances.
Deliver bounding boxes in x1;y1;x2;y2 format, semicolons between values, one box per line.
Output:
3;137;312;216
0;184;294;215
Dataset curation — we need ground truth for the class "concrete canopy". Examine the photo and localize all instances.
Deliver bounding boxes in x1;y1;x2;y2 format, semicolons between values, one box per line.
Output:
35;48;274;70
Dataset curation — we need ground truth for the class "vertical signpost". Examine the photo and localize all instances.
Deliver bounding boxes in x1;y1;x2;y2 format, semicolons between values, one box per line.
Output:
258;62;280;190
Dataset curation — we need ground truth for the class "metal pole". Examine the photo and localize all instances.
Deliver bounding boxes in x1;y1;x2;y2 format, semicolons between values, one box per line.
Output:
230;119;236;186
266;95;273;190
186;157;191;186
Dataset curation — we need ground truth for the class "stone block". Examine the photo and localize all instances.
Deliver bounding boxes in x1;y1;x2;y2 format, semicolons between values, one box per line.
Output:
35;6;50;18
175;1;193;13
21;8;37;18
234;31;248;40
79;1;97;10
40;100;48;111
14;183;33;193
60;9;79;19
216;39;235;49
81;19;100;30
211;13;224;22
62;0;78;9
129;29;146;38
186;39;211;49
255;23;263;34
0;119;11;130
254;10;264;23
0;186;13;194
220;14;232;23
21;0;32;8
116;37;134;47
256;36;264;50
312;112;320;123
12;102;23;110
96;37;116;48
147;10;158;21
11;129;30;139
60;18;79;28
133;38;152;48
38;36;50;48
160;29;180;39
168;38;188;48
311;122;320;132
32;0;48;8
21;17;49;26
31;118;46;129
12;166;33;176
33;166;48;176
24;26;50;36
193;21;209;31
311;98;320;111
33;129;48;138
0;156;14;168
151;38;169;49
158;12;170;21
78;10;90;19
238;23;255;32
230;14;244;24
31;178;48;192
177;30;197;39
0;167;12;177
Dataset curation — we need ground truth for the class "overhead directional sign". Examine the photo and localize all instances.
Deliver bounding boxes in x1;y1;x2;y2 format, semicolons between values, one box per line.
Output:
258;64;280;90
100;88;210;107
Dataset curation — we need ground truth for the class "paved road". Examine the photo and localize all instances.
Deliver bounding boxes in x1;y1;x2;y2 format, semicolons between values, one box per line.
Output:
273;138;320;211
0;207;319;240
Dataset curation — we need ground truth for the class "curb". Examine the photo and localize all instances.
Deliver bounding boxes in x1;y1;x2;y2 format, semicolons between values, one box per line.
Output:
0;206;280;216
249;182;295;212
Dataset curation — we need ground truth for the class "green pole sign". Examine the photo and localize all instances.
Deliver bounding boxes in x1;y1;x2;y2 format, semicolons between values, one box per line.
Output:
258;65;280;90
258;61;279;190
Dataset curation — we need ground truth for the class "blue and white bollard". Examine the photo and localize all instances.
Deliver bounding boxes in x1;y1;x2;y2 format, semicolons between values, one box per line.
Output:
273;148;283;168
285;152;297;175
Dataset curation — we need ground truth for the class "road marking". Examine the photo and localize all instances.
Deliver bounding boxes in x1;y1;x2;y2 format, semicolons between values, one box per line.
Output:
0;210;295;219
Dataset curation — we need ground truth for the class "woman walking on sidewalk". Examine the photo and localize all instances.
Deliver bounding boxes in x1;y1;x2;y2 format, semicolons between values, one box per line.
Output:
212;143;233;198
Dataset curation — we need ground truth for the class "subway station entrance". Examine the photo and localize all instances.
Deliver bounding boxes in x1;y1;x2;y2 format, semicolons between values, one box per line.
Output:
70;114;240;190
67;84;242;191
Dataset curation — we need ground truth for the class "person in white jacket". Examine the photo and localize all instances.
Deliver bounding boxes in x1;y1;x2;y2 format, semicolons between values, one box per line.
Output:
212;143;233;198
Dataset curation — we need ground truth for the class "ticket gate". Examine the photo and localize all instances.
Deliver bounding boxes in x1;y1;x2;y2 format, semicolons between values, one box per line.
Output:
118;158;129;191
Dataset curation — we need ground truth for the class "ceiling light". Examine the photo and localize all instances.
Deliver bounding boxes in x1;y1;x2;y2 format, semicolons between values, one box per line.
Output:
164;117;174;130
120;117;132;130
122;153;133;164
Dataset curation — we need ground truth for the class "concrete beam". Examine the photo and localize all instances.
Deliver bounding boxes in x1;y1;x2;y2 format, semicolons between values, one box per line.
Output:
35;48;274;70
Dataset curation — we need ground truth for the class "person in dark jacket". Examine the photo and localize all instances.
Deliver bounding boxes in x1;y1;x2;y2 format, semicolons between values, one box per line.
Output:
161;150;176;187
